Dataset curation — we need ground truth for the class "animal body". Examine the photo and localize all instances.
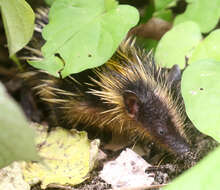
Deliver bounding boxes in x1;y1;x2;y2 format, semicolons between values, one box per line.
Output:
23;8;194;160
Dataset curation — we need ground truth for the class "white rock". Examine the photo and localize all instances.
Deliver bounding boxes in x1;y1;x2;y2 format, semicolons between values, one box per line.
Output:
99;148;154;188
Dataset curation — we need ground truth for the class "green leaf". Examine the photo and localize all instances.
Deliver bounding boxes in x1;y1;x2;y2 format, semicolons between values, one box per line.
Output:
45;0;56;6
174;0;220;33
31;0;139;78
104;0;118;11
155;21;202;69
0;0;35;56
136;37;158;52
154;0;177;11
181;59;220;142
190;30;220;64
153;0;176;22
153;9;173;22
28;55;64;77
165;146;220;190
0;83;39;168
139;2;154;24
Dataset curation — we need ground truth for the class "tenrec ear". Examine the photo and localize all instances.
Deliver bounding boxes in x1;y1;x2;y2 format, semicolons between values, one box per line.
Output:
123;90;140;119
167;64;181;88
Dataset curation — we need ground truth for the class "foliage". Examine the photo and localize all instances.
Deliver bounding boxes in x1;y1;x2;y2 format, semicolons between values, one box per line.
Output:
0;0;35;56
181;59;220;142
190;30;220;64
23;127;99;188
30;0;139;77
152;1;220;189
0;83;39;169
154;0;178;10
1;0;220;189
44;0;55;6
165;146;220;190
181;30;220;141
155;21;202;69
153;0;178;22
174;0;220;33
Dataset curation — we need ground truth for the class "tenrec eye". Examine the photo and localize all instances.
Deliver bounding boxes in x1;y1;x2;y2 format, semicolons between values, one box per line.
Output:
158;127;165;135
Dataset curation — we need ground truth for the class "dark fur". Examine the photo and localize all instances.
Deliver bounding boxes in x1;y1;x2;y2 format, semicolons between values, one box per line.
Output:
21;8;197;161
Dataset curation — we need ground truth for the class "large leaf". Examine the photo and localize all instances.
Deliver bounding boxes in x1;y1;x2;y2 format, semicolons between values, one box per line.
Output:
181;59;220;142
174;0;220;33
22;127;99;188
154;0;177;11
190;30;220;64
0;83;38;168
0;0;35;56
30;0;139;77
155;21;202;69
166;146;220;190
